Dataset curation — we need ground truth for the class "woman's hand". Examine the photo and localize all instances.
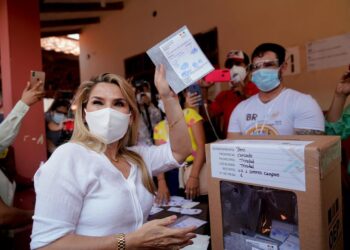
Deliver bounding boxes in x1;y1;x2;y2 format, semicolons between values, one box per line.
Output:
341;70;350;83
126;215;196;249
335;71;350;97
185;91;202;108
21;80;45;106
185;176;200;200
156;179;170;205
154;64;175;99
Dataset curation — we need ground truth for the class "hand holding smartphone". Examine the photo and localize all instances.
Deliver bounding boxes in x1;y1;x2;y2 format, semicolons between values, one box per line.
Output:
204;69;231;83
187;82;203;106
30;70;45;90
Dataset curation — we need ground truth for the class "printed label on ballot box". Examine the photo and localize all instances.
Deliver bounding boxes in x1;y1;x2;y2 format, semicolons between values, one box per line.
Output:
210;140;312;191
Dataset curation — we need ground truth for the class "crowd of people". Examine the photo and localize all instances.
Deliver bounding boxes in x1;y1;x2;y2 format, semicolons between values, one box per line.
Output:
0;42;350;249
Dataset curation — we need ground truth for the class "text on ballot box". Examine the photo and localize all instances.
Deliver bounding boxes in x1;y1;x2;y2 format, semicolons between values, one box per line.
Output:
210;140;312;191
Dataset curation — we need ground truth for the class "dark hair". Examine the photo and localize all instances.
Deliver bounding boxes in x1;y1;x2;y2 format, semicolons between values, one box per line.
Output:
224;51;250;69
251;43;286;66
132;80;150;93
50;99;70;112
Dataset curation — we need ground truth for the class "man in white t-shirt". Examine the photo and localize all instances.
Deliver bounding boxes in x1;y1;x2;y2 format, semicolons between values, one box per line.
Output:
227;43;325;137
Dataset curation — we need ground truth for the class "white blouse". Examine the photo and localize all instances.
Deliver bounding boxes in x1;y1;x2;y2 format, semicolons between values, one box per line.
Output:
30;142;180;249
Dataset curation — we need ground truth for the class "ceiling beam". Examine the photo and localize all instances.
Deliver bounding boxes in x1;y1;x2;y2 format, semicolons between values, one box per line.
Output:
41;17;100;28
40;1;124;13
41;29;82;38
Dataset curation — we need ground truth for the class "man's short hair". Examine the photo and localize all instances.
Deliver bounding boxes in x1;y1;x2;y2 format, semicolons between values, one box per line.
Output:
251;43;286;66
224;50;250;69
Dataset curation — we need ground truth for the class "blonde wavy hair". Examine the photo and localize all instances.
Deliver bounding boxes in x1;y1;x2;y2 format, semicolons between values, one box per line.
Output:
70;73;156;194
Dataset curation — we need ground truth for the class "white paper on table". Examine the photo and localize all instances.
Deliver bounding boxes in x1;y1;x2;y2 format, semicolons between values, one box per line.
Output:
279;234;300;250
168;207;182;213
149;206;164;215
181;208;202;215
168;196;186;206
181;234;210;250
245;238;279;250
167;207;202;215
169;215;207;229
182;201;200;209
147;26;214;93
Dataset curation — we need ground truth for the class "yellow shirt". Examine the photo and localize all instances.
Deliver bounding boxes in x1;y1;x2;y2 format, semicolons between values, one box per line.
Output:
153;108;203;163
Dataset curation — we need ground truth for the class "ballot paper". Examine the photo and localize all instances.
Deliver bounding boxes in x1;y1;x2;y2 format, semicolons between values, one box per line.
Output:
147;26;214;93
158;196;198;207
149;205;164;215
181;234;210;250
270;220;298;242
169;215;207;229
165;196;186;207
168;207;182;213
181;208;202;215
182;201;200;209
167;207;202;215
279;234;300;250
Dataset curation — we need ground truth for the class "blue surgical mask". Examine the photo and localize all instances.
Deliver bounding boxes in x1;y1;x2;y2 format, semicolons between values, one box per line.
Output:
252;68;280;92
52;112;66;124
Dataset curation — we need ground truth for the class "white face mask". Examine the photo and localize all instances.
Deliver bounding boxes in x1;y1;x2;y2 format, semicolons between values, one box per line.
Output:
157;99;165;113
85;108;131;144
230;66;247;84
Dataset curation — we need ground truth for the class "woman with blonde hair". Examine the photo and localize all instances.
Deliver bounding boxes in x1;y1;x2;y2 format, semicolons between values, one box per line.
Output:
31;65;194;250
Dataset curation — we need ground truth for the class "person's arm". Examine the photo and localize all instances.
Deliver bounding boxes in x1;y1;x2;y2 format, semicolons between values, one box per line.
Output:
292;93;325;135
154;65;191;163
37;215;195;250
154;138;171;205
0;80;44;152
32;145;196;250
0;197;33;229
326;71;350;122
294;129;325;135
185;120;206;200
155;172;170;205
326;94;347;122
0;101;29;152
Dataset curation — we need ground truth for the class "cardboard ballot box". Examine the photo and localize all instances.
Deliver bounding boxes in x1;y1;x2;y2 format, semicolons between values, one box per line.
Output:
207;136;343;250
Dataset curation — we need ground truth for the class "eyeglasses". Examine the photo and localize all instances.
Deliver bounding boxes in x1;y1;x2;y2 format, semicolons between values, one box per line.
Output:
249;59;279;72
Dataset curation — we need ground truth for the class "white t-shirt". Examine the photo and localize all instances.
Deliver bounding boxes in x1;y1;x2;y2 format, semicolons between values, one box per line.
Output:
228;88;325;135
30;142;180;249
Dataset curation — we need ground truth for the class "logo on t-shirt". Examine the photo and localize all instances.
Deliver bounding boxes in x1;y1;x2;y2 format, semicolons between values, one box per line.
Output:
246;113;258;121
246;124;279;136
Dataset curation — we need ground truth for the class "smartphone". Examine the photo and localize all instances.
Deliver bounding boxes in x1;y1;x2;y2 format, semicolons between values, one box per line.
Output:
187;82;203;106
204;69;231;83
30;70;45;88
